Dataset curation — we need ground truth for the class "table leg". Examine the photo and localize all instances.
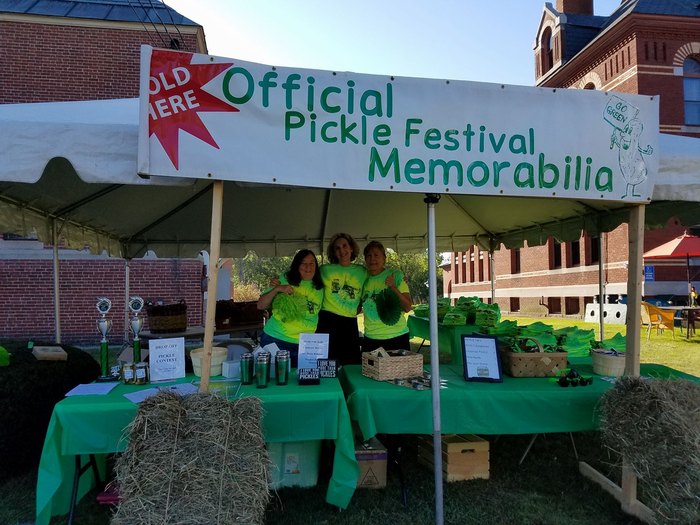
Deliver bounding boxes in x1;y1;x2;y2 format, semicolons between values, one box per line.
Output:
382;435;408;507
569;433;579;461
519;434;539;465
688;311;696;338
67;454;101;525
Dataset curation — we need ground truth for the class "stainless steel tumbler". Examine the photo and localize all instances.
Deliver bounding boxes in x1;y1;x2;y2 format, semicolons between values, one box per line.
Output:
240;353;254;385
276;350;290;385
255;352;270;388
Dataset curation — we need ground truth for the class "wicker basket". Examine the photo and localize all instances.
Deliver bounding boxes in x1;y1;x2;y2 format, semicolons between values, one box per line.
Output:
499;338;567;378
591;349;626;377
362;349;423;381
146;300;187;333
215;300;262;329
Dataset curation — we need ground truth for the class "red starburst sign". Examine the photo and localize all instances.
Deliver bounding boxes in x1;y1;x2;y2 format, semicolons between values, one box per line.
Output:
148;50;239;169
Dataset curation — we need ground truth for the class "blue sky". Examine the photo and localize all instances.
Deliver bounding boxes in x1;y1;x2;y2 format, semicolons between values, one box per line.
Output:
165;0;622;86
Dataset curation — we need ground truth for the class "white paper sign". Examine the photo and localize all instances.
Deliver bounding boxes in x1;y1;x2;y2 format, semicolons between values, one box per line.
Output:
461;335;502;382
148;337;186;382
297;333;329;369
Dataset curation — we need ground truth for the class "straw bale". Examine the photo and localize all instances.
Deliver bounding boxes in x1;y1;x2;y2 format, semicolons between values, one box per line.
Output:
599;376;700;525
112;391;270;525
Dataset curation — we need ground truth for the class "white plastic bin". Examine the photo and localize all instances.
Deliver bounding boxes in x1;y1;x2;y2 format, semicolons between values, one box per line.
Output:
266;440;321;489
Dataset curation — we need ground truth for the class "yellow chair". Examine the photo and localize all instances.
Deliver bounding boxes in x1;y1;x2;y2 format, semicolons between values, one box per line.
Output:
641;302;675;341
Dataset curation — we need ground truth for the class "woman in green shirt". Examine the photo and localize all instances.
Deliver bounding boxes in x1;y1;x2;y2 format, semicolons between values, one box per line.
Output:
317;233;368;366
360;241;413;353
257;249;324;367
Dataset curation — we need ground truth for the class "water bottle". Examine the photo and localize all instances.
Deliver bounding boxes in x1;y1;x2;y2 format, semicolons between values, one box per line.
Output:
276;350;290;385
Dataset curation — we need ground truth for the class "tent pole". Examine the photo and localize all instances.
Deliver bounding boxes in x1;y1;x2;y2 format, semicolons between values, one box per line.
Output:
624;204;643;378
598;235;605;340
52;219;62;344
687;253;691;305
199;180;224;394
489;248;495;304
425;193;444;525
621;204;644;513
124;260;130;344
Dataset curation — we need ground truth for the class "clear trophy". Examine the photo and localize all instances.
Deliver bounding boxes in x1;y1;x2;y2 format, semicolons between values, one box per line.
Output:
129;296;145;363
96;297;116;381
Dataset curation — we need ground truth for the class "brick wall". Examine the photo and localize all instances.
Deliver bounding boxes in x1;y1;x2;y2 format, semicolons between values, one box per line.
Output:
0;258;203;345
0;19;201;103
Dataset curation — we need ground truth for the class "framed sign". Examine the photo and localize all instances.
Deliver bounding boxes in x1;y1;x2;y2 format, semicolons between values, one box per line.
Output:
461;335;502;382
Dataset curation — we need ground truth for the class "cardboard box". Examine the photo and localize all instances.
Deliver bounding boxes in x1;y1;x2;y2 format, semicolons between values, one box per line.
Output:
267;440;321;489
32;345;67;361
355;436;387;488
416;434;489;482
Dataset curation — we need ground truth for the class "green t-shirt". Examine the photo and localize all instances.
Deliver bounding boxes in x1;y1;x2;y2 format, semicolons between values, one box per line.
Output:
361;268;409;340
319;263;368;317
263;275;324;343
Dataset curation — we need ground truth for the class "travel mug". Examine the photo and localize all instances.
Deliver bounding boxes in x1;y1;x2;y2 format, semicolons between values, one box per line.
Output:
240;353;254;385
276;350;290;385
255;352;270;388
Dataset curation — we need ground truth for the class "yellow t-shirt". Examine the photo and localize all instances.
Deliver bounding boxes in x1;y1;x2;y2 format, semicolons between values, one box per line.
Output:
319;263;368;317
361;269;409;340
263;275;324;343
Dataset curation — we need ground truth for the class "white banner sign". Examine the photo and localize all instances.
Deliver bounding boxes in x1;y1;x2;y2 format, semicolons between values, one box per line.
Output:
138;46;659;202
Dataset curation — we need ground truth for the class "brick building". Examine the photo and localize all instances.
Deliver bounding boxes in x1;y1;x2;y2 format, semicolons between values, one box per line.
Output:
443;0;700;316
0;0;204;103
0;0;210;344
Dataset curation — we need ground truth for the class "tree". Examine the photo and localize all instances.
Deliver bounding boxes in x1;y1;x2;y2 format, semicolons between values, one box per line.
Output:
232;249;442;305
382;249;443;305
232;251;291;293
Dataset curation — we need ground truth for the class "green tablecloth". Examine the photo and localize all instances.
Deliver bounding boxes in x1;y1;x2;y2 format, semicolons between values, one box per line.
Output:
36;373;359;524
340;361;696;440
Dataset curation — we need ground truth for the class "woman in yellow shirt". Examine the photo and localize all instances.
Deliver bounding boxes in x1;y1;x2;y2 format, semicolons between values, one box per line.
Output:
257;249;324;367
317;233;368;366
360;241;413;353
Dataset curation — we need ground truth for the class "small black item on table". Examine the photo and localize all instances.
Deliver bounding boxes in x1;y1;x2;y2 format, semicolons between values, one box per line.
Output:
298;367;320;385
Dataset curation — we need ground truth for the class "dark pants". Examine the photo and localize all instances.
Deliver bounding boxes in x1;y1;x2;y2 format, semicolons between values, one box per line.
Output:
260;331;299;368
316;310;361;366
361;333;411;353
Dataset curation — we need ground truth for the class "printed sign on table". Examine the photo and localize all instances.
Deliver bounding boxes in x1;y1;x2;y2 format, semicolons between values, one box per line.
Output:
148;337;186;382
298;333;329;369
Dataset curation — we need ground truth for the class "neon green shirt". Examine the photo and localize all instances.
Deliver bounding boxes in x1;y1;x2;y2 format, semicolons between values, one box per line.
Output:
319;263;368;317
263;275;324;343
361;269;409;340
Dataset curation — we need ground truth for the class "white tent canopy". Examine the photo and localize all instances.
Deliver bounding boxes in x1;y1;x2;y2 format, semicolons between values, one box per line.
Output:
1;98;699;258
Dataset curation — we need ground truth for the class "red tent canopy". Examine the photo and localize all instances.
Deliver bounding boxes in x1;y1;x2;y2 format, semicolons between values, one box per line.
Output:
644;233;700;259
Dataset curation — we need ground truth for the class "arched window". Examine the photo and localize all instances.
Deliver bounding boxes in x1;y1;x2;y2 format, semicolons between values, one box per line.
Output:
684;55;700;125
583;83;596;90
542;27;554;73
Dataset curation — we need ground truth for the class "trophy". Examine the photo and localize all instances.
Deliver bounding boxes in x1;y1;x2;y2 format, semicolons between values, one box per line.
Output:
129;296;145;363
96;297;116;381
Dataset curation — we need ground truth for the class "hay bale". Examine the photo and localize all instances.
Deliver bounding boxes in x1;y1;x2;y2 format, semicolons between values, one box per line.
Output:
112;392;270;525
599;376;700;525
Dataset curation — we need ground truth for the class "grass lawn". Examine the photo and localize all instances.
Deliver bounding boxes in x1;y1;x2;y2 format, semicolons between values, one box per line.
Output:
1;315;697;524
